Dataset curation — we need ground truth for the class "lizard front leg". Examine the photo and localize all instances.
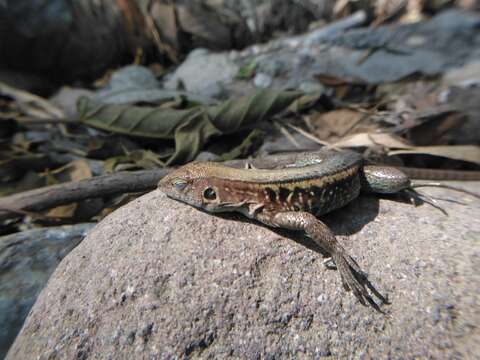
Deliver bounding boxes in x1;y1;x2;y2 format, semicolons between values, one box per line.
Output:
256;211;388;310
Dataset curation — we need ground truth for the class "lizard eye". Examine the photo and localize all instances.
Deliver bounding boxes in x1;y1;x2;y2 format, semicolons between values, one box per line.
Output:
172;179;187;191
203;187;217;200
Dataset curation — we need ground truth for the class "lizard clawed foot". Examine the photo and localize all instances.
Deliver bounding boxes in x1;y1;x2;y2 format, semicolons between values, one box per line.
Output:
265;211;389;312
333;248;389;312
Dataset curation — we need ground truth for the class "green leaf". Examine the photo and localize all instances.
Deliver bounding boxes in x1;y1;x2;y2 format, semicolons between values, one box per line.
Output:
167;110;222;165
207;89;304;132
77;89;305;164
219;129;265;161
77;97;199;139
235;61;257;79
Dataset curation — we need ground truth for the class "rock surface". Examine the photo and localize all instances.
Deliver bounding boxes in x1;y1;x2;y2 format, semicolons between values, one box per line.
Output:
164;49;238;98
0;223;94;359
7;184;480;359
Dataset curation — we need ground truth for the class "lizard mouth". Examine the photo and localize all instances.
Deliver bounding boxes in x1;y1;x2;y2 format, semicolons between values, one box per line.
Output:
162;190;203;210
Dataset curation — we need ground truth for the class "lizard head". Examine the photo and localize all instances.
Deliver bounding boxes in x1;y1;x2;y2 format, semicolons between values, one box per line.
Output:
158;162;224;212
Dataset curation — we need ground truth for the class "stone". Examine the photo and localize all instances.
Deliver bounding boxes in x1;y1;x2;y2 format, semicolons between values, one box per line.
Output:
0;223;94;359
94;65;214;105
7;184;480;358
164;49;239;97
253;73;273;88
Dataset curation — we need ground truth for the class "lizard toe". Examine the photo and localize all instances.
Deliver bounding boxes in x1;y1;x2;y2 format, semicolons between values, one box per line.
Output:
334;253;385;312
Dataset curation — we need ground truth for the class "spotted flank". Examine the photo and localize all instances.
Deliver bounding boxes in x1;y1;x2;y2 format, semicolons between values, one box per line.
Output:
260;166;361;215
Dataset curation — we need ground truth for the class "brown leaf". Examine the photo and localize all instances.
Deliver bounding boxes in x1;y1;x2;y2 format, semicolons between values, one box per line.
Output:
315;74;366;86
332;132;412;148
311;109;371;141
148;2;180;62
47;203;78;218
389;145;480;165
176;3;233;49
409;112;467;146
50;160;93;182
0;81;64;120
66;160;93;181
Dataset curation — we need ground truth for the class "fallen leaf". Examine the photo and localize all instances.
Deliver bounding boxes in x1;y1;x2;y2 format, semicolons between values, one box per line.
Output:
315;74;366;86
287;92;324;113
311;109;372;141
409;112;467;145
0;81;65;119
332;132;411;149
219;129;265;161
67;160;93;181
78;89;304;164
236;61;257;80
389;145;480;165
47;203;78;218
104;150;165;172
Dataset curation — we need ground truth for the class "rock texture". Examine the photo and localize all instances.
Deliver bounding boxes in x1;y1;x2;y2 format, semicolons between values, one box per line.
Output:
0;223;94;359
7;184;480;359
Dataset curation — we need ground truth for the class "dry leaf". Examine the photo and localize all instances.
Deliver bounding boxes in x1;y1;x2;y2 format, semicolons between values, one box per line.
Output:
66;159;93;181
47;203;78;218
332;132;411;148
0;81;65;120
389;145;480;165
311;109;371;141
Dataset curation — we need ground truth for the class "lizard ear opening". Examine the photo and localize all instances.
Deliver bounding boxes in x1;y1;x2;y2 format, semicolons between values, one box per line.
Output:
203;187;217;200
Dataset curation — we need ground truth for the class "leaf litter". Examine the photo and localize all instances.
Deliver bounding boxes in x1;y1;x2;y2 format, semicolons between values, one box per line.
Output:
1;8;480;234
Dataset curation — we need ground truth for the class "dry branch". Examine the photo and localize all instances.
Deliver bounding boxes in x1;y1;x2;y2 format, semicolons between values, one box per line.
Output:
0;169;170;222
0;153;309;222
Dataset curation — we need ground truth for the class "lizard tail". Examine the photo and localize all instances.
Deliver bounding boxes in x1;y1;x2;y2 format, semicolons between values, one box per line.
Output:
398;167;480;181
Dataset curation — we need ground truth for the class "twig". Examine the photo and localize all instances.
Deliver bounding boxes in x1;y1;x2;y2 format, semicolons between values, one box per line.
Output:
0;169;171;222
275;121;301;148
13;117;77;125
339;112;370;138
2;152;342;222
3;152;480;223
283;122;334;148
0;81;65;119
1;155;306;221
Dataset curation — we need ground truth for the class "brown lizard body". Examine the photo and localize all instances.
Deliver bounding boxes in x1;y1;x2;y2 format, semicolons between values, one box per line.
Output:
158;150;479;311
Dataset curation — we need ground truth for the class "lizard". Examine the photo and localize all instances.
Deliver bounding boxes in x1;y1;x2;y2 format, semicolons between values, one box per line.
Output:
157;149;480;311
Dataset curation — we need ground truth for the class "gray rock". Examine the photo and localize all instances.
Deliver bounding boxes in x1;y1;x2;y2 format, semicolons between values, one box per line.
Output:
194;151;221;162
95;65;215;105
253;72;273;88
0;223;94;359
7;185;480;358
164;49;239;97
107;65;159;90
49;87;95;117
258;131;319;155
257;58;286;77
298;81;325;94
240;10;480;87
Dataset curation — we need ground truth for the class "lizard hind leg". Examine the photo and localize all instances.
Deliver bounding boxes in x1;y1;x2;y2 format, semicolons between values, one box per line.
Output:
361;165;411;194
361;166;480;214
362;165;480;199
261;211;389;311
